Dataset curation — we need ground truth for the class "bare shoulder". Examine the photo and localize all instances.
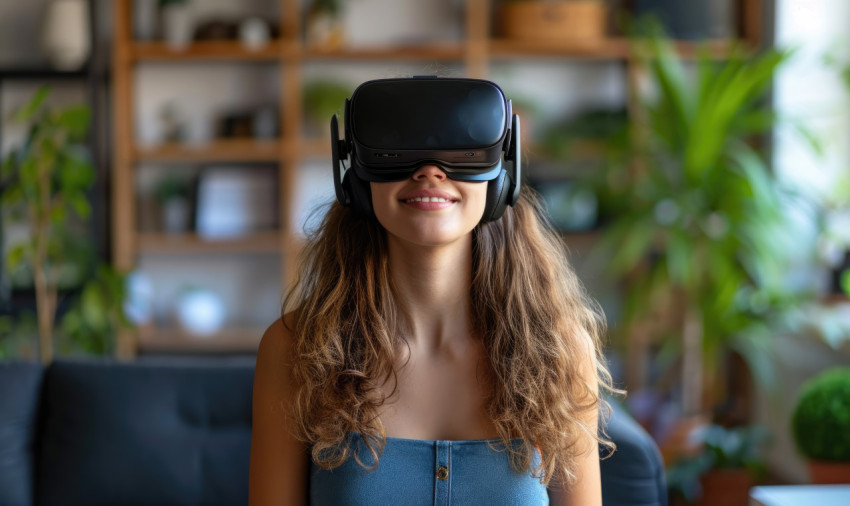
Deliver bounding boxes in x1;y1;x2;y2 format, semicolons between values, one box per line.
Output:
250;313;309;505
253;314;300;418
257;313;296;361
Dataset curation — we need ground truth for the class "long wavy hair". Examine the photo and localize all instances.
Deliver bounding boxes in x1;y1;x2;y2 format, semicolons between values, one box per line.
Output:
283;186;620;486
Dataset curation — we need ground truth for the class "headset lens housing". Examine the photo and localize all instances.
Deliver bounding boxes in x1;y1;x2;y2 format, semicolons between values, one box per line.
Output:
347;78;510;182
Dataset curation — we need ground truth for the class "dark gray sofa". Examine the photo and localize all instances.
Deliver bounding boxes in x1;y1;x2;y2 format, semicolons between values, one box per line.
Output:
0;359;666;506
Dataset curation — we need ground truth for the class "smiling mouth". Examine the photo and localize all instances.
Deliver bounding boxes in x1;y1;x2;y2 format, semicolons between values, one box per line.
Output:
401;197;456;204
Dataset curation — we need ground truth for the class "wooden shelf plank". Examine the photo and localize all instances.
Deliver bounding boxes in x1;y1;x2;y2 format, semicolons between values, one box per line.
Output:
489;37;742;60
490;37;630;60
137;231;283;254
131;40;283;61
303;43;465;61
298;138;331;158
133;139;285;162
137;326;263;353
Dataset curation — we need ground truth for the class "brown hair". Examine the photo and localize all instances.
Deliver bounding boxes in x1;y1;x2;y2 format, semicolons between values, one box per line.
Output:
284;186;620;486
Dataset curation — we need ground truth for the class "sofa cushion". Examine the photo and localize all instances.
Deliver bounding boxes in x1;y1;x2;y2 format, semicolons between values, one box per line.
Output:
0;361;44;506
601;401;668;506
35;359;254;506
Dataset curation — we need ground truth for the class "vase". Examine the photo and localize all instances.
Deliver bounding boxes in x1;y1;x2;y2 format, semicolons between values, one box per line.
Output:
176;289;226;337
134;0;158;41
41;0;91;71
161;198;190;234
162;3;193;50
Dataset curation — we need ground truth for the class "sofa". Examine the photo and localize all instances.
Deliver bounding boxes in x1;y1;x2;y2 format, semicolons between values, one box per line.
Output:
0;359;667;506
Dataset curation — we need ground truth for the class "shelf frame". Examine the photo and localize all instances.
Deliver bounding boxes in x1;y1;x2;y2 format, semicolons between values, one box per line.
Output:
111;0;765;357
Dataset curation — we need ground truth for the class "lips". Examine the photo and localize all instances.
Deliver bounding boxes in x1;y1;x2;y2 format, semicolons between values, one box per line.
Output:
398;189;459;203
398;188;459;210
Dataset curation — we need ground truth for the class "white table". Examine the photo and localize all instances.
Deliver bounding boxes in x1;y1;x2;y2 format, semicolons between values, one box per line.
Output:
750;485;850;506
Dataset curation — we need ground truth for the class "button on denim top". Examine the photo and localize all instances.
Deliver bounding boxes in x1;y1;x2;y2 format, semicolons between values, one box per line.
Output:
310;433;549;505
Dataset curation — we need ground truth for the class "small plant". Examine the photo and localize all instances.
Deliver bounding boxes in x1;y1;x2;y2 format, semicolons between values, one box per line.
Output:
154;174;191;204
791;367;850;462
667;424;769;502
311;0;341;16
302;80;351;133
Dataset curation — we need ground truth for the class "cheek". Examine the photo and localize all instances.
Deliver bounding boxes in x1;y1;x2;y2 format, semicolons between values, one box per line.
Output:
370;182;402;226
463;183;489;221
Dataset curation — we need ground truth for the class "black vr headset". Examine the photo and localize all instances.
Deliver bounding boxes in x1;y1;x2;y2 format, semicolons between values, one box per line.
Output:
330;76;521;222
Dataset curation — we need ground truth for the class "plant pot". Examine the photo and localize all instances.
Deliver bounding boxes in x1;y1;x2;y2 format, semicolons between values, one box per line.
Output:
808;460;850;484
498;1;607;44
698;468;753;506
161;198;190;234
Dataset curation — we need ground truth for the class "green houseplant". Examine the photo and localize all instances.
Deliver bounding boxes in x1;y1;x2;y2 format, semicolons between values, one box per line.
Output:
302;79;351;137
666;423;768;504
791;367;850;483
590;29;802;421
0;87;131;362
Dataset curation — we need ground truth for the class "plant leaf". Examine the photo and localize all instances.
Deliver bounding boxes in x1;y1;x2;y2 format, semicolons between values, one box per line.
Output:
12;86;50;123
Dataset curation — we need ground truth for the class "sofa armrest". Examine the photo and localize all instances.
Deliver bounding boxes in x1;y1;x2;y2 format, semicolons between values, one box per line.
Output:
0;361;45;506
601;400;668;506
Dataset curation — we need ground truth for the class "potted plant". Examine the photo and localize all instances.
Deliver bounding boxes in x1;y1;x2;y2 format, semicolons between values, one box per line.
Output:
667;424;769;506
791;367;850;484
154;173;193;234
587;28;804;444
496;0;608;44
0;87;132;362
302;79;351;138
305;0;345;49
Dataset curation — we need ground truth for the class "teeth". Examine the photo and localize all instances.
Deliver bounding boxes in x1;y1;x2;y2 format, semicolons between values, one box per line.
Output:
405;197;451;203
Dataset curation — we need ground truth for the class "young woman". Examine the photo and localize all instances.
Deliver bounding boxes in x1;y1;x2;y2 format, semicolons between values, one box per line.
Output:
250;77;618;505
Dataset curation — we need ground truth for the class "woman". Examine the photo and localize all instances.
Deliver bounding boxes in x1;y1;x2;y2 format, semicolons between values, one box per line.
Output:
250;77;618;505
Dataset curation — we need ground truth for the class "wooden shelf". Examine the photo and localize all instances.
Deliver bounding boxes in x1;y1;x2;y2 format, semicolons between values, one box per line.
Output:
303;43;465;61
489;37;742;61
489;38;631;60
110;0;765;358
0;65;92;79
131;40;283;62
298;138;332;158
137;326;263;353
133;139;285;163
137;231;283;254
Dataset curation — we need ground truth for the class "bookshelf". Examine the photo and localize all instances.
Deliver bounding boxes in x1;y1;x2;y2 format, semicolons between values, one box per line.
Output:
111;0;764;356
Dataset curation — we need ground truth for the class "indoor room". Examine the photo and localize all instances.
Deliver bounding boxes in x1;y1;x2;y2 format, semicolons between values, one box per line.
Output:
1;1;849;505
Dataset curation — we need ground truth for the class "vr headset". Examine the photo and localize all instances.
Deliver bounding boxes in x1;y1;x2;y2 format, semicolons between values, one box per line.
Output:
331;76;521;222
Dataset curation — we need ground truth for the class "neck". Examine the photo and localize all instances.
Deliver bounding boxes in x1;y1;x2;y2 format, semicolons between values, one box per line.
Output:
387;234;474;351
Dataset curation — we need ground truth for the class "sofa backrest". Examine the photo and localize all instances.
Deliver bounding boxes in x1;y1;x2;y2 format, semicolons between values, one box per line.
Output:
35;359;254;506
1;358;667;506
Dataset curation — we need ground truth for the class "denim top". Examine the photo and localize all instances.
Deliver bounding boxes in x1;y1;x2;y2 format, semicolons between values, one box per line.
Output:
309;433;549;505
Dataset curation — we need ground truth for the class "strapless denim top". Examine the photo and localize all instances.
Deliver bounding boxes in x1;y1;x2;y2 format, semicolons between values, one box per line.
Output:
309;433;549;505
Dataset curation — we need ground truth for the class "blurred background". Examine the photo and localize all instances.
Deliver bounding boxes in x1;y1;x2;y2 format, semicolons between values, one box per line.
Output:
1;0;850;504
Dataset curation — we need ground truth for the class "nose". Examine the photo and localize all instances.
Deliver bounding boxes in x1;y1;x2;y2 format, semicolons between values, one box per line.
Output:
412;164;446;182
